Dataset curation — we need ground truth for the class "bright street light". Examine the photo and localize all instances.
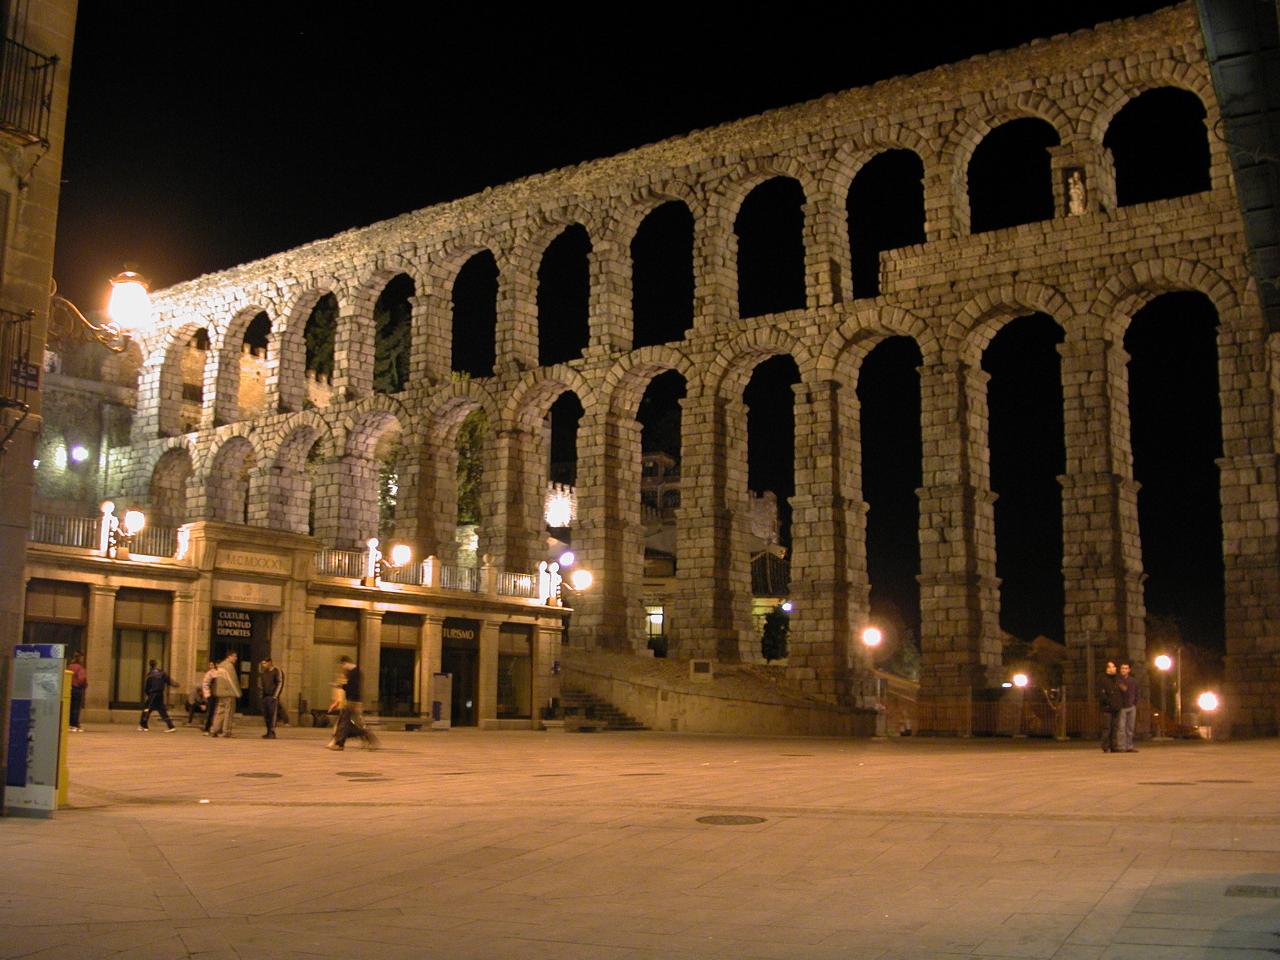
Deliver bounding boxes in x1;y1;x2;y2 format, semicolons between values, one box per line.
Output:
861;626;882;648
389;543;412;567
1196;691;1220;712
107;269;153;334
1154;654;1173;672
569;569;593;591
1012;673;1029;688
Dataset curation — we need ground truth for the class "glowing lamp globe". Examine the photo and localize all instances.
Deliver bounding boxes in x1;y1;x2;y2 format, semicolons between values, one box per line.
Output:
861;627;882;648
122;509;146;536
389;543;412;567
1154;654;1173;672
1012;673;1029;688
569;569;593;591
1196;691;1219;712
559;551;575;567
107;270;153;335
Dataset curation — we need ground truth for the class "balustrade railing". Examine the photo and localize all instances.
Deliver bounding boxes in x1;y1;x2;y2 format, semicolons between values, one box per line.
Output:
29;513;99;549
315;548;366;579
498;571;536;598
0;36;57;145
441;564;479;592
130;525;178;558
383;560;426;586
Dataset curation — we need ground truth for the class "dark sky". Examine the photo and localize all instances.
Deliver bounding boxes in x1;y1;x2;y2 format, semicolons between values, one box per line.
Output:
56;3;1227;654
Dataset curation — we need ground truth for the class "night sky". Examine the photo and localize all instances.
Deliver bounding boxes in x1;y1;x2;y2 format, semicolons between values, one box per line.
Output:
55;3;1227;654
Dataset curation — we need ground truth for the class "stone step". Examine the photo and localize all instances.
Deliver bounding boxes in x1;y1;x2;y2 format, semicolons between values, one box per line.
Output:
559;688;648;731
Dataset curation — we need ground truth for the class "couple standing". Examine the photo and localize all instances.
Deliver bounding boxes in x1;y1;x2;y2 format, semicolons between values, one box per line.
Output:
1099;661;1140;753
201;653;286;738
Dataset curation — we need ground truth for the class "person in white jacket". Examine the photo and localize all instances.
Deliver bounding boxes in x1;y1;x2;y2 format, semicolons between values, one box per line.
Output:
211;652;242;738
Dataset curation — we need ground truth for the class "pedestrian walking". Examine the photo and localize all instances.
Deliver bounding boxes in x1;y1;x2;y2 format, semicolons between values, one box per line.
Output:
210;652;242;738
68;652;87;732
200;660;218;733
259;657;284;739
138;660;178;732
326;655;377;751
1115;662;1140;752
1097;660;1120;752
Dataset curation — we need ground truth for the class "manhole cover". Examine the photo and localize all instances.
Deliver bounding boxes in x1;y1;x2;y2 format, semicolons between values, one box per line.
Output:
621;772;665;777
780;754;814;758
1138;781;1195;786
236;772;282;779
336;771;381;778
344;777;389;783
697;815;766;826
1198;779;1253;784
1227;885;1280;898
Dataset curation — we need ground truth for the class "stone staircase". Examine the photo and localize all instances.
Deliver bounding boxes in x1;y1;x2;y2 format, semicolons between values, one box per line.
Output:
559;688;647;731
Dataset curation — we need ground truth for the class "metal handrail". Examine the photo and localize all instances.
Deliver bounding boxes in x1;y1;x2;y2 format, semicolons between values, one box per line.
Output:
441;564;479;592
1;306;35;406
131;525;178;558
29;513;99;548
383;560;426;586
0;37;57;146
315;548;365;578
497;571;537;598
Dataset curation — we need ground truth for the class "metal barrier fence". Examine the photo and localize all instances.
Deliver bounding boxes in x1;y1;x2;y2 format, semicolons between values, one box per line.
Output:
498;571;537;598
383;560;426;586
315;548;365;578
131;525;178;558
441;564;479;592
29;513;99;548
0;36;58;145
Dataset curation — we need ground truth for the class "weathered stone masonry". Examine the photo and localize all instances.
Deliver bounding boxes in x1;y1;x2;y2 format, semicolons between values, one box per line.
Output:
105;5;1280;733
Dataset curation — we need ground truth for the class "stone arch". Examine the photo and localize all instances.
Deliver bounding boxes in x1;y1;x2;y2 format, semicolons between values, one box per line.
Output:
604;344;700;420
203;432;261;525
951;282;1072;366
818;305;941;384
604;180;704;251
340;395;412;460
823;129;935;203
268;413;336;535
1082;67;1219;146
417;377;502;446
944;92;1072;235
145;441;196;527
708;155;821;226
147;318;210;439
502;366;600;429
710;327;819;400
210;303;276;426
275;284;343;413
1095;258;1242;344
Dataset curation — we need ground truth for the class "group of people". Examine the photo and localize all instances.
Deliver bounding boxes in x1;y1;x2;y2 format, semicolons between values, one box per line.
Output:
191;653;285;738
1097;660;1140;752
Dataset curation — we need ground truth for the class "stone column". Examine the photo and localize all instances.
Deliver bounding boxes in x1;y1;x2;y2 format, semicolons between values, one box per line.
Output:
568;410;634;650
803;194;853;308
396;437;458;560
691;205;735;332
84;585;118;721
478;619;500;725
297;602;320;716
358;609;383;714
1057;330;1146;710
586;239;632;356
1221;323;1280;736
786;379;870;705
332;301;371;401
669;386;753;660
419;615;444;718
495;255;537;374
200;334;233;429
532;621;563;723
479;426;543;572
915;360;1002;709
311;455;380;549
408;293;449;384
169;591;198;710
245;464;273;529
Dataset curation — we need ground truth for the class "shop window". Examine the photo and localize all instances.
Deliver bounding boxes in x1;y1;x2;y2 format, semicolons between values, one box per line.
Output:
310;607;358;713
380;612;421;717
23;579;87;655
645;605;667;658
111;588;172;708
496;625;532;720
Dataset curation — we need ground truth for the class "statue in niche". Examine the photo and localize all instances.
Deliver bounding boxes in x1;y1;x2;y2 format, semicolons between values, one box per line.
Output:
1066;169;1087;216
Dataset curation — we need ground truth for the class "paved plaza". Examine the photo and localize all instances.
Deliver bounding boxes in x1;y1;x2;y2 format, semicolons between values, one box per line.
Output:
2;725;1279;959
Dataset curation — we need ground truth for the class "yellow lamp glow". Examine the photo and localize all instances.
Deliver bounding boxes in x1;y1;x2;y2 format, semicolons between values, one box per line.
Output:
122;509;146;536
107;270;152;335
1154;654;1173;672
1196;691;1219;712
1012;673;1029;688
861;627;882;648
569;569;593;591
389;543;412;567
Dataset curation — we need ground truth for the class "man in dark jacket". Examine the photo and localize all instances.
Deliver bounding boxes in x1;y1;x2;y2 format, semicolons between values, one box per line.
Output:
327;656;377;751
1115;662;1140;752
1098;660;1120;752
138;659;178;732
259;657;284;739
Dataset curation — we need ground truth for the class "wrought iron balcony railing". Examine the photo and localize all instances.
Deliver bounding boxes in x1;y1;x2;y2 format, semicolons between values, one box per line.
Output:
1;306;35;406
0;37;57;146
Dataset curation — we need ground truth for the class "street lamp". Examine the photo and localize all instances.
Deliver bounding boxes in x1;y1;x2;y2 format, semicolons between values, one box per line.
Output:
100;500;146;560
49;269;153;353
1196;691;1220;740
861;625;885;737
1153;654;1174;739
364;537;412;585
